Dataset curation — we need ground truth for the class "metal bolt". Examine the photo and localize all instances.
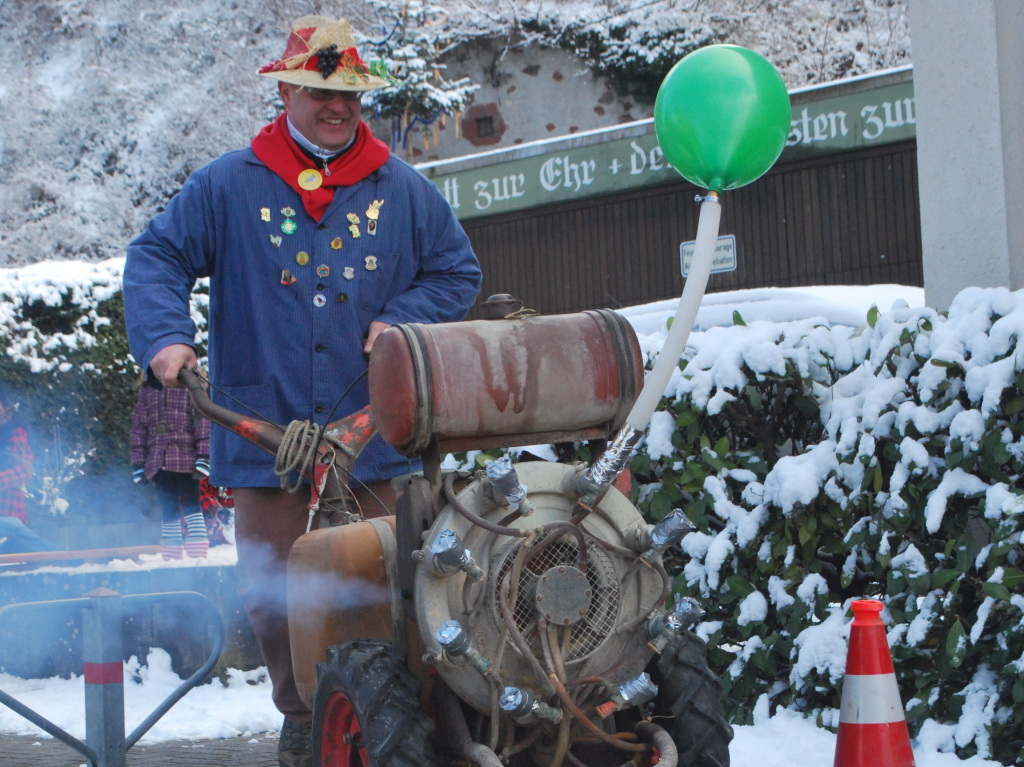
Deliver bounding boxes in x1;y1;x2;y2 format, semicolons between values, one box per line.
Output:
563;618;571;625
536;594;544;602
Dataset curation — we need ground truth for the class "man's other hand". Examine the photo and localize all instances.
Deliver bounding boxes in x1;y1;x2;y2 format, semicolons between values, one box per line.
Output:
364;321;392;356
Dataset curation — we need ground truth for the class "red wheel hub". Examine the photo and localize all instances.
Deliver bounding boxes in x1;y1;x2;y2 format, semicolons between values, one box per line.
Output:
319;691;368;767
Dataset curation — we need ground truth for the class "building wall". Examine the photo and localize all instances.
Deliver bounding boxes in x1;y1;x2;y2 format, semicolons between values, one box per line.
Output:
412;66;923;317
910;0;1024;310
461;140;922;317
371;41;652;163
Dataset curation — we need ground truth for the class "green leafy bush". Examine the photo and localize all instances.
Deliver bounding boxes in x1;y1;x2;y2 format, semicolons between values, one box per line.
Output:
0;262;208;521
631;288;1024;765
2;266;1020;762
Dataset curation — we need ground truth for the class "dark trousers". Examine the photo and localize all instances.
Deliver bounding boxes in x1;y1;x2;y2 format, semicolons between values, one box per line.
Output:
150;470;200;524
232;481;399;723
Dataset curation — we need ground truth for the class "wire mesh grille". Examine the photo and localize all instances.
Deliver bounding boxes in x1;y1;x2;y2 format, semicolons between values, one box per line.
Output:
493;532;621;663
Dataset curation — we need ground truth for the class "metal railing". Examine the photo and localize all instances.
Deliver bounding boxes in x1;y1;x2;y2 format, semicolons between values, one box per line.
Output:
0;588;224;767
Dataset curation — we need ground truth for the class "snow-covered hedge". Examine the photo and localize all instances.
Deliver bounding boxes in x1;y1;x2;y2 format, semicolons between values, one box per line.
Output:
0;260;207;515
1;261;1020;763
632;287;1024;765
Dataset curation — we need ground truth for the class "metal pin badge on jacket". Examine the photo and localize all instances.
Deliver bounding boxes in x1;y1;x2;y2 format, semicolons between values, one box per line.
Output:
297;169;323;191
364;255;378;271
366;199;383;236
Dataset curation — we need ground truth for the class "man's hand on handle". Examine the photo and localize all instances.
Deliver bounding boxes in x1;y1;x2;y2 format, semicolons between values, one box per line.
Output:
150;343;198;388
364;321;391;356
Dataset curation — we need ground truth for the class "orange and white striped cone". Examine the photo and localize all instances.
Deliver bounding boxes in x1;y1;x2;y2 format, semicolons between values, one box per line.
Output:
834;599;916;767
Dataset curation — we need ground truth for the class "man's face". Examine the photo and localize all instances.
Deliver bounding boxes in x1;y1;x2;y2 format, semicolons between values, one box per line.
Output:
280;83;362;152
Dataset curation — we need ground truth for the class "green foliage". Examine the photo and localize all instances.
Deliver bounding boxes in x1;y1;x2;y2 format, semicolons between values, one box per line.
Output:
0;270;208;520
628;295;1024;765
361;0;479;142
6;271;1022;762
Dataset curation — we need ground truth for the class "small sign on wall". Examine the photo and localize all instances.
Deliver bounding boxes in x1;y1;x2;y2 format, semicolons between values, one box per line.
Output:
680;235;738;277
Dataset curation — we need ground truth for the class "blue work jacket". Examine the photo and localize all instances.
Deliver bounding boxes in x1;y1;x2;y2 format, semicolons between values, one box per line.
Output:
124;146;482;488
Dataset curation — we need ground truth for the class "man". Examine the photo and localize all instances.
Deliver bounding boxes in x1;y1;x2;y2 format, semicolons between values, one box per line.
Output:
122;15;481;766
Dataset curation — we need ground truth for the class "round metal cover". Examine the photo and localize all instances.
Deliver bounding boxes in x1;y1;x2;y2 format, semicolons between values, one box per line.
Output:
534;565;592;626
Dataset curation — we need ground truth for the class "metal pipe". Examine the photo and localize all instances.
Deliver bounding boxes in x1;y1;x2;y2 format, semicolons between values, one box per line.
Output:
434;680;505;767
634;721;678;767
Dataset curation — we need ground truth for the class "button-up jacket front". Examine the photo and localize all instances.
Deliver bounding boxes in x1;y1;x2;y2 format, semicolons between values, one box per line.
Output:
124;146;482;488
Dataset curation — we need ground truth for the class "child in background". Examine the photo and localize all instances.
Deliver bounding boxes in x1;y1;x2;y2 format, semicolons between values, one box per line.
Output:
199;477;234;547
0;391;58;554
130;384;211;559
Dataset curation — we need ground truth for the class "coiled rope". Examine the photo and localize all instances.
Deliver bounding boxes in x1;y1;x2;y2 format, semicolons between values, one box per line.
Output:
274;420;323;492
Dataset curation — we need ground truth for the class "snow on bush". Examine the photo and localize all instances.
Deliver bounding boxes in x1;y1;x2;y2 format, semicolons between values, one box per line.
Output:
632;286;1024;765
1;260;1019;763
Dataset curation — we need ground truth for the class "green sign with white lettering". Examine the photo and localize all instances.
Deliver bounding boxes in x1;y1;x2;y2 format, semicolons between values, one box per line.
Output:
418;69;914;220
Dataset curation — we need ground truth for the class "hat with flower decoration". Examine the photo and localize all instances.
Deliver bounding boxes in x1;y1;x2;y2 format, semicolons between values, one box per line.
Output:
258;16;394;92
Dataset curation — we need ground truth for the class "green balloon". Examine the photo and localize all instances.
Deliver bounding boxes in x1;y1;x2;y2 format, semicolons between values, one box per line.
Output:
654;44;791;192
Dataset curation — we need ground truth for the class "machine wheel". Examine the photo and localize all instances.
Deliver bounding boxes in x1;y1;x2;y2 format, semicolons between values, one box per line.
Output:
649;631;734;767
312;639;436;767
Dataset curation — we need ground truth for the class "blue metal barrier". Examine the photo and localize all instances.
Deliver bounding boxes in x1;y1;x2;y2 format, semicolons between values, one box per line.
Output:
0;588;224;767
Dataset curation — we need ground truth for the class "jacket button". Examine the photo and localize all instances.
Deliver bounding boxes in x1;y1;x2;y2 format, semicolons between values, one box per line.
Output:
315;344;325;352
314;406;324;414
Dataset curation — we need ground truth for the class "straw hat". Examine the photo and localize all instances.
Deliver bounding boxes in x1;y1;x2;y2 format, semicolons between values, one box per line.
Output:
258;15;392;92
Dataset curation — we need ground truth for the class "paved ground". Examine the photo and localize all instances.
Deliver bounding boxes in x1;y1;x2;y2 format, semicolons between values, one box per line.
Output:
0;731;281;766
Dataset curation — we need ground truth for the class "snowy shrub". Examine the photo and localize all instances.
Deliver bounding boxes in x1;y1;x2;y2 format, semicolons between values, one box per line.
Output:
1;258;1020;762
631;287;1024;765
0;260;208;515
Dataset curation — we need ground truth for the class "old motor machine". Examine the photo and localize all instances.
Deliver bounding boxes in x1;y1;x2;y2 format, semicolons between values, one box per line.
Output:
184;42;793;767
183;300;730;767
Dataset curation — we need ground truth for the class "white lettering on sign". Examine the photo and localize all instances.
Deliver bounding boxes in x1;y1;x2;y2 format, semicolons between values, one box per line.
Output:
442;177;461;209
629;141;667;175
679;235;738;277
787;107;849;146
861;98;916;140
539;156;597;193
473;173;527;210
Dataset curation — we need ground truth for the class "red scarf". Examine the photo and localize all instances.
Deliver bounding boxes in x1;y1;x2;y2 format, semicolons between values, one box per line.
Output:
251;113;390;221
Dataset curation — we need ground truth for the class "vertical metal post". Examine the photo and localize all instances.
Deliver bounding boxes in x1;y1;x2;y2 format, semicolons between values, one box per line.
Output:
83;587;126;767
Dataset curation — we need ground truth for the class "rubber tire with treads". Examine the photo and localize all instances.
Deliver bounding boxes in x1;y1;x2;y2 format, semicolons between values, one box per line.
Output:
312;640;436;767
649;631;733;767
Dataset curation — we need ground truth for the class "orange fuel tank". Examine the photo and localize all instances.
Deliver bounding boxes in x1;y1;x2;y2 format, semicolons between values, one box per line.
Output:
287;518;399;709
368;309;643;457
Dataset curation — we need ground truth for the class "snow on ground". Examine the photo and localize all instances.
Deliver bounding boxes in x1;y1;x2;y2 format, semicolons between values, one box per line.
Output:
0;283;1007;765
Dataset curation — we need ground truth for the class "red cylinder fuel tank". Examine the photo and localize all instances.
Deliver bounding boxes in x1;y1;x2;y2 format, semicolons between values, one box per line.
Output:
368;309;644;457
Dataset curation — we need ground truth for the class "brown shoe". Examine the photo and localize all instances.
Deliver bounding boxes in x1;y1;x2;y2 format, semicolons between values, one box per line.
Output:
278;718;312;767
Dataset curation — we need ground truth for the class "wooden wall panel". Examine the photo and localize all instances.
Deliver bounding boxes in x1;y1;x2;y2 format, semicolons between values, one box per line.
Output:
462;141;922;317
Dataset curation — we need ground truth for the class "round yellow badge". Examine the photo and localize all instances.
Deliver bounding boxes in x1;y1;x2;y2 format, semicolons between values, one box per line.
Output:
298;169;323;191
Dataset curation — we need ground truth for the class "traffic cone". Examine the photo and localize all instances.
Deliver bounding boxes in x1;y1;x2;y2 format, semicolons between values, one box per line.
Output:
833;599;916;767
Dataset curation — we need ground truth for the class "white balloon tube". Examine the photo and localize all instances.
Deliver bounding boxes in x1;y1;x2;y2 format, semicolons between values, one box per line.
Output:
576;192;722;505
625;193;721;432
